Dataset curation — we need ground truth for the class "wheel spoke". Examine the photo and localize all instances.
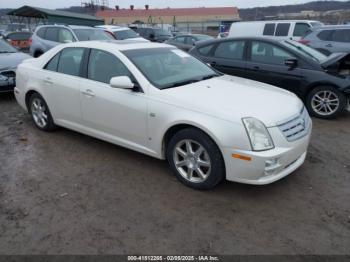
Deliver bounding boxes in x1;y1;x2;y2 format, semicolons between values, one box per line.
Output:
185;140;193;154
176;147;187;158
194;146;204;158
198;159;210;167
195;168;206;179
187;168;193;180
175;160;187;167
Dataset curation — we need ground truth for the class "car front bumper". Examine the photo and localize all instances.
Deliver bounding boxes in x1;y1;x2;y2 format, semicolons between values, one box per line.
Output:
222;123;312;185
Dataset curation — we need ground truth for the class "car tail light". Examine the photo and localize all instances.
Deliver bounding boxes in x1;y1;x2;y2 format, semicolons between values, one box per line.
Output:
28;37;32;45
298;38;310;45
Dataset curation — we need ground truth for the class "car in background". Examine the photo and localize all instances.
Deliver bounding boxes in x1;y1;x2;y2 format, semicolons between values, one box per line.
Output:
29;25;113;57
14;41;311;189
3;31;32;52
218;32;229;38
299;25;350;55
228;20;323;41
95;25;148;42
0;39;31;93
190;37;350;119
134;27;172;42
165;34;213;52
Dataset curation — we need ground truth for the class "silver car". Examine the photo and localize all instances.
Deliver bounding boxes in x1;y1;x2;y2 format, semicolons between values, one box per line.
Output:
300;25;350;55
29;25;113;57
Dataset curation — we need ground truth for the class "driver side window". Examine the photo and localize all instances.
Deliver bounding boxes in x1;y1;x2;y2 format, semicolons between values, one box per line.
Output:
251;41;295;65
58;29;75;43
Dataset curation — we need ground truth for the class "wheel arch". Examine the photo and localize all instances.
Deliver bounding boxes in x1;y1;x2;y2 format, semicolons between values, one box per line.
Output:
161;122;223;160
25;89;41;112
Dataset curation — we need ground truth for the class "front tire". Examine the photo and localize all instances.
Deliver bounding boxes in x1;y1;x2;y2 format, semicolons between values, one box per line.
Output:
166;128;225;190
29;93;57;131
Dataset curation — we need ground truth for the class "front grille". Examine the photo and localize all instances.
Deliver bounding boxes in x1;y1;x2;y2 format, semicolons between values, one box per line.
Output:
277;107;310;142
0;70;16;78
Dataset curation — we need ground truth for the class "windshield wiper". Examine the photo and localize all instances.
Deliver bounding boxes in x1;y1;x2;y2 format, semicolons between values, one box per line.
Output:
200;74;220;80
162;79;201;89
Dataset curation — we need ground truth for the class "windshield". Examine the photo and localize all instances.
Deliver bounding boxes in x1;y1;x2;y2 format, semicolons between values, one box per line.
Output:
123;48;220;89
282;40;327;63
73;29;113;41
153;29;172;37
0;39;17;53
114;29;138;40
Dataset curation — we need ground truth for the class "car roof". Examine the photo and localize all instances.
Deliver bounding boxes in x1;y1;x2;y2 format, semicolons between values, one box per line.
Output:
36;25;96;30
195;36;284;47
61;40;172;51
233;20;321;23
313;24;350;30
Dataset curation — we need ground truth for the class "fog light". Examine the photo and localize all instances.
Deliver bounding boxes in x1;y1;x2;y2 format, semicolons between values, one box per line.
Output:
264;158;280;175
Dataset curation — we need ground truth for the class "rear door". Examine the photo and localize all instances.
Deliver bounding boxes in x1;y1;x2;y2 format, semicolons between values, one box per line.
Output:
42;47;85;124
208;39;247;77
245;40;306;95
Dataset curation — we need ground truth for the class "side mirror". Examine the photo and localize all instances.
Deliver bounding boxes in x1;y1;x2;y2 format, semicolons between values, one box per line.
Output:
285;58;298;68
110;76;134;89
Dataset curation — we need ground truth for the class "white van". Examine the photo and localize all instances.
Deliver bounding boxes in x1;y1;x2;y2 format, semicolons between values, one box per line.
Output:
228;20;323;41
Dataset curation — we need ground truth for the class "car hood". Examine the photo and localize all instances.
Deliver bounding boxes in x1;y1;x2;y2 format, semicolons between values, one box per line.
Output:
160;75;303;127
0;52;31;70
321;52;349;68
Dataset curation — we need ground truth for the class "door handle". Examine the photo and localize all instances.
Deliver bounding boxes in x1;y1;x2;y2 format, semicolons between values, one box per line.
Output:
44;77;53;84
326;44;333;47
82;89;95;97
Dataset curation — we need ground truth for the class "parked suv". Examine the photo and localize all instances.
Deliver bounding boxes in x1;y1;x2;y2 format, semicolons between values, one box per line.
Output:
134;27;172;42
300;25;350;55
29;25;113;57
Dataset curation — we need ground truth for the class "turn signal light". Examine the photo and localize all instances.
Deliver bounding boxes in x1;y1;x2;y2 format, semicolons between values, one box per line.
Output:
232;154;252;161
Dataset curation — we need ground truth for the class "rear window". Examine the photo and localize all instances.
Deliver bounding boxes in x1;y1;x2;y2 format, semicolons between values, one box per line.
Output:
275;23;290;36
293;23;310;37
45;27;59;42
73;29;112;41
332;29;350;43
263;23;276;36
6;32;31;40
36;27;46;38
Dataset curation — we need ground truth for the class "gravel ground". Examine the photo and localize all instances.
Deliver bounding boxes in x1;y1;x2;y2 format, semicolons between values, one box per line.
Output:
0;93;349;255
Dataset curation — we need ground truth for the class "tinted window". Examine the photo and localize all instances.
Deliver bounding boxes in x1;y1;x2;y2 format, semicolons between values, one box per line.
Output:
251;41;294;65
186;37;196;45
293;23;310;37
113;29;138;40
317;30;334;41
58;28;74;43
198;44;214;56
44;53;60;72
214;41;245;60
37;27;46;38
275;23;290;36
332;29;350;43
6;32;31;40
263;23;275;36
57;48;84;77
72;29;112;41
45;27;59;42
88;49;131;84
175;36;186;43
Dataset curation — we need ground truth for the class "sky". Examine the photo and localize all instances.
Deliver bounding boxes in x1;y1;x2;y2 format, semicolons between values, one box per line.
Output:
0;0;347;9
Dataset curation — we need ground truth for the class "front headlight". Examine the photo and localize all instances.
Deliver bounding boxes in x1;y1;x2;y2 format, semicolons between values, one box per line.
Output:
242;117;274;151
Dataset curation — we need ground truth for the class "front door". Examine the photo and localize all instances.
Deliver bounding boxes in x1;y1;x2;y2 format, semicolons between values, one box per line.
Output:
79;49;148;149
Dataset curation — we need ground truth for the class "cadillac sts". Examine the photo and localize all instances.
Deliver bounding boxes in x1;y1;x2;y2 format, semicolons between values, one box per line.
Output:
14;41;312;189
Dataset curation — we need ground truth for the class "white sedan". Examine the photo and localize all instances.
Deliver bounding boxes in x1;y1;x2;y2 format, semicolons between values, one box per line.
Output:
14;40;312;189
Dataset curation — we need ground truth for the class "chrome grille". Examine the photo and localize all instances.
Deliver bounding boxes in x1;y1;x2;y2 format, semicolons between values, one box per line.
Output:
277;107;310;142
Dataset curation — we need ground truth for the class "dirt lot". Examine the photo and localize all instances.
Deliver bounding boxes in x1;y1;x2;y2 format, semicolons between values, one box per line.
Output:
0;93;349;255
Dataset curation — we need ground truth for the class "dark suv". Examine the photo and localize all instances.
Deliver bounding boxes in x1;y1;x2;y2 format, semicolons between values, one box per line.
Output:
134;27;172;42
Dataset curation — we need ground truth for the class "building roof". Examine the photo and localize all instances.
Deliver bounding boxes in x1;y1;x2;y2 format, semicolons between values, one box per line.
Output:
7;5;103;22
96;7;238;17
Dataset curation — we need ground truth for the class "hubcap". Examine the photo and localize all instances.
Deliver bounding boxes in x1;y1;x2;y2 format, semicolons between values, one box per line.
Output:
31;98;48;128
173;139;211;183
311;90;339;116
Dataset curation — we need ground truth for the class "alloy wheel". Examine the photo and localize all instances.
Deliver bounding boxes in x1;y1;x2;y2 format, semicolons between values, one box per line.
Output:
173;139;211;183
311;90;340;116
31;98;48;128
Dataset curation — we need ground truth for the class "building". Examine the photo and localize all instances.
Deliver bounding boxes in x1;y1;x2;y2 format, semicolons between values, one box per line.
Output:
7;5;104;27
96;6;240;34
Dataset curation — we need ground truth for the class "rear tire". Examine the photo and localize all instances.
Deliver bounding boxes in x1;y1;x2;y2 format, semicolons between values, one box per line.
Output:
29;93;57;131
166;128;225;190
306;86;346;119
